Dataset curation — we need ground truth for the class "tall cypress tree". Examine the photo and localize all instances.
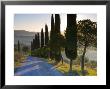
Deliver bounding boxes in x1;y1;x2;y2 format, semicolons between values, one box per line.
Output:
50;14;54;42
41;28;44;47
31;33;40;55
18;40;20;52
31;41;33;55
31;33;40;50
31;41;33;51
65;14;77;71
55;14;61;34
37;33;40;48
34;34;38;49
45;24;49;46
32;39;36;50
54;14;61;62
50;14;55;60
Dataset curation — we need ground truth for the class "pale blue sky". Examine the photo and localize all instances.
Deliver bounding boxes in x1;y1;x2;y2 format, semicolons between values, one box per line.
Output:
14;14;97;32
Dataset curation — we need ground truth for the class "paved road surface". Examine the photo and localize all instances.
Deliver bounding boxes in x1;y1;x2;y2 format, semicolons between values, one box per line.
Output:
14;56;63;76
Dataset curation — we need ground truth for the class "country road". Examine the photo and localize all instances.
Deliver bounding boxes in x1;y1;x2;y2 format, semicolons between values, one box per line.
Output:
14;56;63;76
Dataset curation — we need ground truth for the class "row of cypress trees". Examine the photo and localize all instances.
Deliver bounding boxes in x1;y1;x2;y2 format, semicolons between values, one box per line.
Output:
31;14;77;71
31;24;49;51
49;14;62;62
50;14;77;70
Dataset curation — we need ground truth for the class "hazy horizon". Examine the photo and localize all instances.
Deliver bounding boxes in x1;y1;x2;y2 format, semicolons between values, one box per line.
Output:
14;14;97;32
14;29;65;36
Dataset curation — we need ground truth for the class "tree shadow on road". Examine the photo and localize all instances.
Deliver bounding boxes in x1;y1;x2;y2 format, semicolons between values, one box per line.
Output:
67;70;80;76
63;70;89;76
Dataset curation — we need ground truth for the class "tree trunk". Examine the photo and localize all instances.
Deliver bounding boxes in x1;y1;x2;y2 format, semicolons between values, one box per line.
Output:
81;43;87;75
70;59;73;72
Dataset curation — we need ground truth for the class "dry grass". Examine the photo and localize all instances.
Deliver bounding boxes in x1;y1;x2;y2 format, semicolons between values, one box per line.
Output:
47;59;97;76
14;52;26;68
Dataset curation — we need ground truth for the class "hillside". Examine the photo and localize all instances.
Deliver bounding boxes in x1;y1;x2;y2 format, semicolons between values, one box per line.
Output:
14;30;37;46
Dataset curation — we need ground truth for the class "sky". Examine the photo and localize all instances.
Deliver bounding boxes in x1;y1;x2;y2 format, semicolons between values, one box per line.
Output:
14;14;97;32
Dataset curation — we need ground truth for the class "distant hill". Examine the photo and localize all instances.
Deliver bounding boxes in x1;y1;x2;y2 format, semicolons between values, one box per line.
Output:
14;30;37;37
14;30;37;46
14;30;64;46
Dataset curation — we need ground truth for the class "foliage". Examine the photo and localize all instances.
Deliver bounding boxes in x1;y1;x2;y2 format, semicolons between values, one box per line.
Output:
22;45;29;53
31;33;40;51
17;40;20;52
89;60;97;68
65;14;77;60
55;14;61;33
41;28;44;47
14;52;22;62
49;14;55;60
14;44;18;51
49;14;62;62
45;24;49;46
31;47;50;59
65;14;77;71
77;19;97;74
37;33;40;48
51;60;96;76
14;52;25;68
77;19;97;47
31;39;35;51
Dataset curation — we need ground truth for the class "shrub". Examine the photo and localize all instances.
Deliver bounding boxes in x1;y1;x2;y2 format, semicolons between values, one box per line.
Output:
31;47;50;59
22;45;29;53
14;52;23;62
90;60;97;68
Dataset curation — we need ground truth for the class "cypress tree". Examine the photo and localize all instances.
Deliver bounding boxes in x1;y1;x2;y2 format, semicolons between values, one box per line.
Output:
50;14;54;42
65;14;77;71
50;14;55;60
41;28;44;47
37;33;40;48
18;40;20;52
31;41;32;50
45;24;49;46
55;14;61;34
35;34;38;49
31;41;33;55
54;14;61;62
32;39;35;50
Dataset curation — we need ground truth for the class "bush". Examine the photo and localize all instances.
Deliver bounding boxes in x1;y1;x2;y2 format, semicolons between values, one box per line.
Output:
31;47;50;59
90;60;97;68
22;45;29;53
43;47;50;58
14;52;23;62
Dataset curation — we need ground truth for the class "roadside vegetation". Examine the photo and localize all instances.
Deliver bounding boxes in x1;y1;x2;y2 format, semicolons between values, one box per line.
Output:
14;43;29;68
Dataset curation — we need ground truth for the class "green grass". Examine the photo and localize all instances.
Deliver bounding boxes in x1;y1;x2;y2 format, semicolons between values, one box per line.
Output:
14;51;27;68
46;59;97;76
56;62;96;76
14;61;21;68
14;57;26;68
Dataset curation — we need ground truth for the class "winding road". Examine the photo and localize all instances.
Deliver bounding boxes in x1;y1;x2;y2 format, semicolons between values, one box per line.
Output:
14;56;63;76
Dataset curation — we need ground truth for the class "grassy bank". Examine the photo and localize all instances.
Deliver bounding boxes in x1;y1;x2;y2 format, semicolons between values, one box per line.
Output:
46;58;97;76
14;52;27;68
